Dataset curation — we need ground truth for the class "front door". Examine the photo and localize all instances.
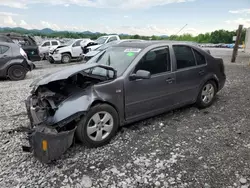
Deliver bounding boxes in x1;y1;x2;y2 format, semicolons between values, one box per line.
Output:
72;40;83;57
124;46;177;121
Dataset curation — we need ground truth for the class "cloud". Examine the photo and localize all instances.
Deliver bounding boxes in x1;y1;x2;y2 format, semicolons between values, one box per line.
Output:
0;12;19;16
225;18;250;28
40;20;61;30
0;0;195;9
229;9;250;14
3;16;17;26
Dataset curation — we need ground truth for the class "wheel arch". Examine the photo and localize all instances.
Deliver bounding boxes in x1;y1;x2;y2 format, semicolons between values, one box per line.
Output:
61;52;72;57
90;100;121;126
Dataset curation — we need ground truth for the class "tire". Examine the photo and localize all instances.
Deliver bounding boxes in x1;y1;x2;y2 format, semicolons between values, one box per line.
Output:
196;80;217;109
8;65;27;81
76;104;119;148
61;54;71;63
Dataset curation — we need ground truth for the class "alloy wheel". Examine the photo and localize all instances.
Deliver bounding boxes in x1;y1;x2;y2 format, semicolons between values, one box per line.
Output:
87;111;114;141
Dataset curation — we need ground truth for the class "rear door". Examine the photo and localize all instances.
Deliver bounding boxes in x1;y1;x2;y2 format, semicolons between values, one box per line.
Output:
72;40;83;57
172;45;207;104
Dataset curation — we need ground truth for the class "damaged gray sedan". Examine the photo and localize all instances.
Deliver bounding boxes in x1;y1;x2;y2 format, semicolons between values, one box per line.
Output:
24;41;226;163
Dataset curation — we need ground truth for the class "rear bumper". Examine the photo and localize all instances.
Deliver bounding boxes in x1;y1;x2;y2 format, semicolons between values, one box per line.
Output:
218;75;226;91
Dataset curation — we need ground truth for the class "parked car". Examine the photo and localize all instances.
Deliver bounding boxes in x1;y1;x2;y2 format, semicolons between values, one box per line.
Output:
23;41;226;162
81;35;121;54
39;40;61;60
0;33;40;62
82;39;144;62
0;41;34;80
48;39;89;64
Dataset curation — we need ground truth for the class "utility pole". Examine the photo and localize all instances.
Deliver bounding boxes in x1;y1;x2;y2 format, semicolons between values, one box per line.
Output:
231;24;243;63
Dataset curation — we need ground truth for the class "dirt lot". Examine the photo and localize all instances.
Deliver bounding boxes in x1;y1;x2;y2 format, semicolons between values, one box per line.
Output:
0;49;250;188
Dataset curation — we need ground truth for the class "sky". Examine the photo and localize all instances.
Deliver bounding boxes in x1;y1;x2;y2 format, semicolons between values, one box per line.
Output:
0;0;249;36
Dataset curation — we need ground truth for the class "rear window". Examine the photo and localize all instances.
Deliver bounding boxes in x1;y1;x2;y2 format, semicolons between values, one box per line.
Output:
52;41;58;46
193;49;206;65
173;45;196;69
0;45;9;54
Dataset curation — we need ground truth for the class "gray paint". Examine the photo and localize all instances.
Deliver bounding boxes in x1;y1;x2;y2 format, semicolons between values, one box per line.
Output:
0;42;32;77
27;42;226;128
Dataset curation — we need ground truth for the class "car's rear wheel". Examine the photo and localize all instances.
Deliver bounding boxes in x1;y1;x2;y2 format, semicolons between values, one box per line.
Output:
8;65;27;81
76;104;119;148
61;54;71;63
196;80;217;108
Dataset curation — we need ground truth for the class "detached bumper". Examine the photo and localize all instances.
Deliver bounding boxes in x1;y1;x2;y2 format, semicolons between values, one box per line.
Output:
24;126;76;163
24;97;77;163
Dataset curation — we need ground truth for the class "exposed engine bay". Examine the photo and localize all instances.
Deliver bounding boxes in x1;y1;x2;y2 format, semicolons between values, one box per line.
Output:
28;73;106;128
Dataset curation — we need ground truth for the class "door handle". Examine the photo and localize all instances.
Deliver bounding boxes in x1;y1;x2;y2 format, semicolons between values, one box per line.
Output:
166;78;175;84
199;70;205;75
2;55;8;58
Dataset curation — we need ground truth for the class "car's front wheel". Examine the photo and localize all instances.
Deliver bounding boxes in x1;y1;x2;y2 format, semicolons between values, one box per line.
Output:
8;65;27;81
61;54;71;63
76;104;119;148
196;80;217;108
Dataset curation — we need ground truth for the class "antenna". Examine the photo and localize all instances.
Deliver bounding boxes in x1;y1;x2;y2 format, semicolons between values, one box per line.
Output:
175;24;188;35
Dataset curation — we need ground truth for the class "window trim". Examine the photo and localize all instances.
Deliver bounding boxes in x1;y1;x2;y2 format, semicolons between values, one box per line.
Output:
42;41;50;47
73;40;82;47
0;45;10;54
172;45;198;71
131;46;172;77
51;41;59;46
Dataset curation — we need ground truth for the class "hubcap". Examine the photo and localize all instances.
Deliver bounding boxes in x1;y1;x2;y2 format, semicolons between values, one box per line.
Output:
62;56;70;63
87;111;114;141
201;83;215;104
13;69;23;78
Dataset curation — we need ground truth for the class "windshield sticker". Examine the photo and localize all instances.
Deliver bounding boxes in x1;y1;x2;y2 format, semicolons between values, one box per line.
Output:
124;48;141;53
127;52;135;57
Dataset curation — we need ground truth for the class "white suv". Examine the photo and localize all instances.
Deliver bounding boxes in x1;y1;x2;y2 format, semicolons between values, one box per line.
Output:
49;39;90;64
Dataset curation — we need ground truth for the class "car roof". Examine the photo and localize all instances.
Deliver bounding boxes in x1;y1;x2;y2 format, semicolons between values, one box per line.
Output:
0;41;19;47
114;40;198;49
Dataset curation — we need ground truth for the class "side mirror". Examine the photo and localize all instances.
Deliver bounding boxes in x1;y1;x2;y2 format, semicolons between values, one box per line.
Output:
130;70;151;80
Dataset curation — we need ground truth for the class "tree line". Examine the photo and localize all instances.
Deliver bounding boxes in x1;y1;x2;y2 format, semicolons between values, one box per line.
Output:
0;27;247;44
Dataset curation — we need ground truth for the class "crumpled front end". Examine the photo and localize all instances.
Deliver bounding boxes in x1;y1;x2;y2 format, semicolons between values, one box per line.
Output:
24;88;80;163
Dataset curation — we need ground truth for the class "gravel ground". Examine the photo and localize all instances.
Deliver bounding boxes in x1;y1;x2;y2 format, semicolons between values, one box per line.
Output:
0;49;250;188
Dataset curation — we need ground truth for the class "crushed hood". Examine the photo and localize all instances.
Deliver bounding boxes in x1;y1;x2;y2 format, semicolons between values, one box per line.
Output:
85;50;100;57
30;63;117;87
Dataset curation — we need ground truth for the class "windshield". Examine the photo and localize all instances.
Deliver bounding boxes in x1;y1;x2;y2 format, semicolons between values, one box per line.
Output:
96;41;120;51
86;47;141;77
95;37;108;44
64;40;74;46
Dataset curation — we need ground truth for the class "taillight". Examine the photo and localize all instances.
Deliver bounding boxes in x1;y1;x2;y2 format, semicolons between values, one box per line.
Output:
20;48;28;59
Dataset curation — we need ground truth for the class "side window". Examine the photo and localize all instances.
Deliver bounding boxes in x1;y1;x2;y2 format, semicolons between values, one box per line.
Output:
73;40;82;47
173;45;196;70
134;47;171;75
193;49;206;65
42;42;50;47
108;37;117;43
0;45;9;54
52;41;58;46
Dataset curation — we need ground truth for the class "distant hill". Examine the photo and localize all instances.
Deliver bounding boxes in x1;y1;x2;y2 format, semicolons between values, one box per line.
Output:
0;27;168;38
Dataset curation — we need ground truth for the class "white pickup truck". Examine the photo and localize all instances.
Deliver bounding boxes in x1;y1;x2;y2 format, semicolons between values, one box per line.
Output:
48;39;91;63
39;40;61;60
81;35;120;55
